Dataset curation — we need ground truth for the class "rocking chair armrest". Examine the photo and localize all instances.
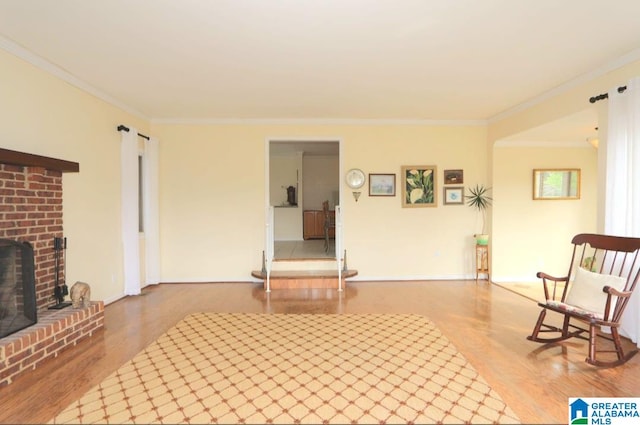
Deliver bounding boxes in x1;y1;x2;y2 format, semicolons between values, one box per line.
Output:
536;272;570;302
603;285;632;298
536;272;568;283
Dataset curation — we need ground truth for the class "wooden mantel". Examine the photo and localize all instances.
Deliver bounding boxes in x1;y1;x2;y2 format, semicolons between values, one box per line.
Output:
0;147;79;173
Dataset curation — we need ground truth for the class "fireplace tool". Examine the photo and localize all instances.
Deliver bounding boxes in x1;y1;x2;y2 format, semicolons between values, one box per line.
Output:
49;237;71;310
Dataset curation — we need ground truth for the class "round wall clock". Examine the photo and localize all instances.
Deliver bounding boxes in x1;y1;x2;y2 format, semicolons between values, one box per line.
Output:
345;168;366;189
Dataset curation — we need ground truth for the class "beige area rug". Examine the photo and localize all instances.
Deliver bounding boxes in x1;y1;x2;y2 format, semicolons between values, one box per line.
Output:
51;313;520;424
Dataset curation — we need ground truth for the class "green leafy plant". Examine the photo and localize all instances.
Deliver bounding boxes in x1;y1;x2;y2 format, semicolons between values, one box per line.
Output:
465;184;492;234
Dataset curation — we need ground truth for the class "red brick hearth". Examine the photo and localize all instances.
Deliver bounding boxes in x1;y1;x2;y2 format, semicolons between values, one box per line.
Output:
0;302;104;387
0;148;104;386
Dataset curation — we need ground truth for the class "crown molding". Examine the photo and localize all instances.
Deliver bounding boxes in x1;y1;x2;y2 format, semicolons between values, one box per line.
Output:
0;35;148;120
489;48;640;123
493;140;593;148
151;117;487;126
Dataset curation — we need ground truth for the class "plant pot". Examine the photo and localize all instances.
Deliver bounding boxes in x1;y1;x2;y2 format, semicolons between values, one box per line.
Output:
474;234;489;246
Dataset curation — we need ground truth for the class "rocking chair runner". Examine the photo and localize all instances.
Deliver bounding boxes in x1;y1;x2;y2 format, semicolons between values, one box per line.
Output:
527;233;640;367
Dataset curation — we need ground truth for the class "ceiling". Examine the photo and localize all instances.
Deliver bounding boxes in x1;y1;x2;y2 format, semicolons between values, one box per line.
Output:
0;1;639;130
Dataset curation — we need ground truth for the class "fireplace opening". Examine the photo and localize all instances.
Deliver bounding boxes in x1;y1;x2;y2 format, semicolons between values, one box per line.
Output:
0;239;37;339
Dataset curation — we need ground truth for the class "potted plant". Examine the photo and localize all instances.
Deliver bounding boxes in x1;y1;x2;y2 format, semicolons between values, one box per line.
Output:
465;184;492;245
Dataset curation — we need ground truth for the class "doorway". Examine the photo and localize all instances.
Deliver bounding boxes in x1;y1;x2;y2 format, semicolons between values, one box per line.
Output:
267;139;341;260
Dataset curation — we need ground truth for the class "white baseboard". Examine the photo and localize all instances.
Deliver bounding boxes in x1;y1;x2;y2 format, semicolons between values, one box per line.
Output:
347;274;475;281
103;293;126;306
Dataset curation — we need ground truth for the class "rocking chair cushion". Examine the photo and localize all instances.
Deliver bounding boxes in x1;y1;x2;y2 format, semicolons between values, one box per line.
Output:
563;267;626;317
544;300;603;319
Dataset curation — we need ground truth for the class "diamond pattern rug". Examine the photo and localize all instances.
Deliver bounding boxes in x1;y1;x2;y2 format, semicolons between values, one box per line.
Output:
51;313;520;424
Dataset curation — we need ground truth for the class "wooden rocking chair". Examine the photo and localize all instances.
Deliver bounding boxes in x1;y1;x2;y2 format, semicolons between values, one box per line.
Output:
527;233;640;367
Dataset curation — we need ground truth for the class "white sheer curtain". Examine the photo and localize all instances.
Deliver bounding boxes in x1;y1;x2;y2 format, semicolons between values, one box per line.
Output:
143;137;160;285
121;127;141;295
604;77;640;346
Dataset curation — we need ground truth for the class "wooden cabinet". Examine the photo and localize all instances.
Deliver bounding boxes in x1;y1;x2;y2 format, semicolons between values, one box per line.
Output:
303;210;335;240
303;211;319;239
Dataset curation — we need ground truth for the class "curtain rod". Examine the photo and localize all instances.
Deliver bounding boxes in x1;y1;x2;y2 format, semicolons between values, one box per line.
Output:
589;85;627;104
117;124;150;140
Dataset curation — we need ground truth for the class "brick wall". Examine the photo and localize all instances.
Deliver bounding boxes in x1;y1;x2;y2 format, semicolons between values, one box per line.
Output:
0;164;63;309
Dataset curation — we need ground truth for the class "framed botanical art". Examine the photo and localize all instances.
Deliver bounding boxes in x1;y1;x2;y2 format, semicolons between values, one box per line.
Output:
443;186;464;205
369;173;396;196
444;169;464;185
401;165;437;207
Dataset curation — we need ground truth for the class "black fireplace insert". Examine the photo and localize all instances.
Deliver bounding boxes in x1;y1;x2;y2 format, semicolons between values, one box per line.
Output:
0;239;37;339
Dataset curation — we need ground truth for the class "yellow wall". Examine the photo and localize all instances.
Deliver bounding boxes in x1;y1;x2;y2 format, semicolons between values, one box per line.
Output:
3;43;640;299
487;60;640;284
492;146;597;281
152;123;489;281
0;49;148;304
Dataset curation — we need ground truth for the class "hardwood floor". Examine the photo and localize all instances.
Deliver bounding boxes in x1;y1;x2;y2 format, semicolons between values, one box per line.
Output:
1;280;638;424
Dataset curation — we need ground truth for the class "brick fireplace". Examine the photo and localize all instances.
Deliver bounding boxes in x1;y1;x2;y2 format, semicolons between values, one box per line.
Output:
0;163;65;309
0;148;104;386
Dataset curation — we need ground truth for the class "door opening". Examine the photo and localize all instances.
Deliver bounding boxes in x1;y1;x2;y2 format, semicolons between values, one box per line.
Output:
267;140;341;260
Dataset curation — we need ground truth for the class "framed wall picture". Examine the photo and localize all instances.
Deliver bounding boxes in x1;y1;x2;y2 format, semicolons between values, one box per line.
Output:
444;169;464;185
532;168;580;200
369;173;396;196
401;165;437;207
443;186;464;205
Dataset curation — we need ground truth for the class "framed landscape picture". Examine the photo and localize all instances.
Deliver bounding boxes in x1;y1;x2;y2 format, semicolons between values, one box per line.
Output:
401;165;437;207
369;173;396;196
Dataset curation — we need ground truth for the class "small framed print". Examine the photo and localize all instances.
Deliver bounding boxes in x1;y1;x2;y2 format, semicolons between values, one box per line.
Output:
444;169;464;185
443;186;464;205
369;173;396;196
